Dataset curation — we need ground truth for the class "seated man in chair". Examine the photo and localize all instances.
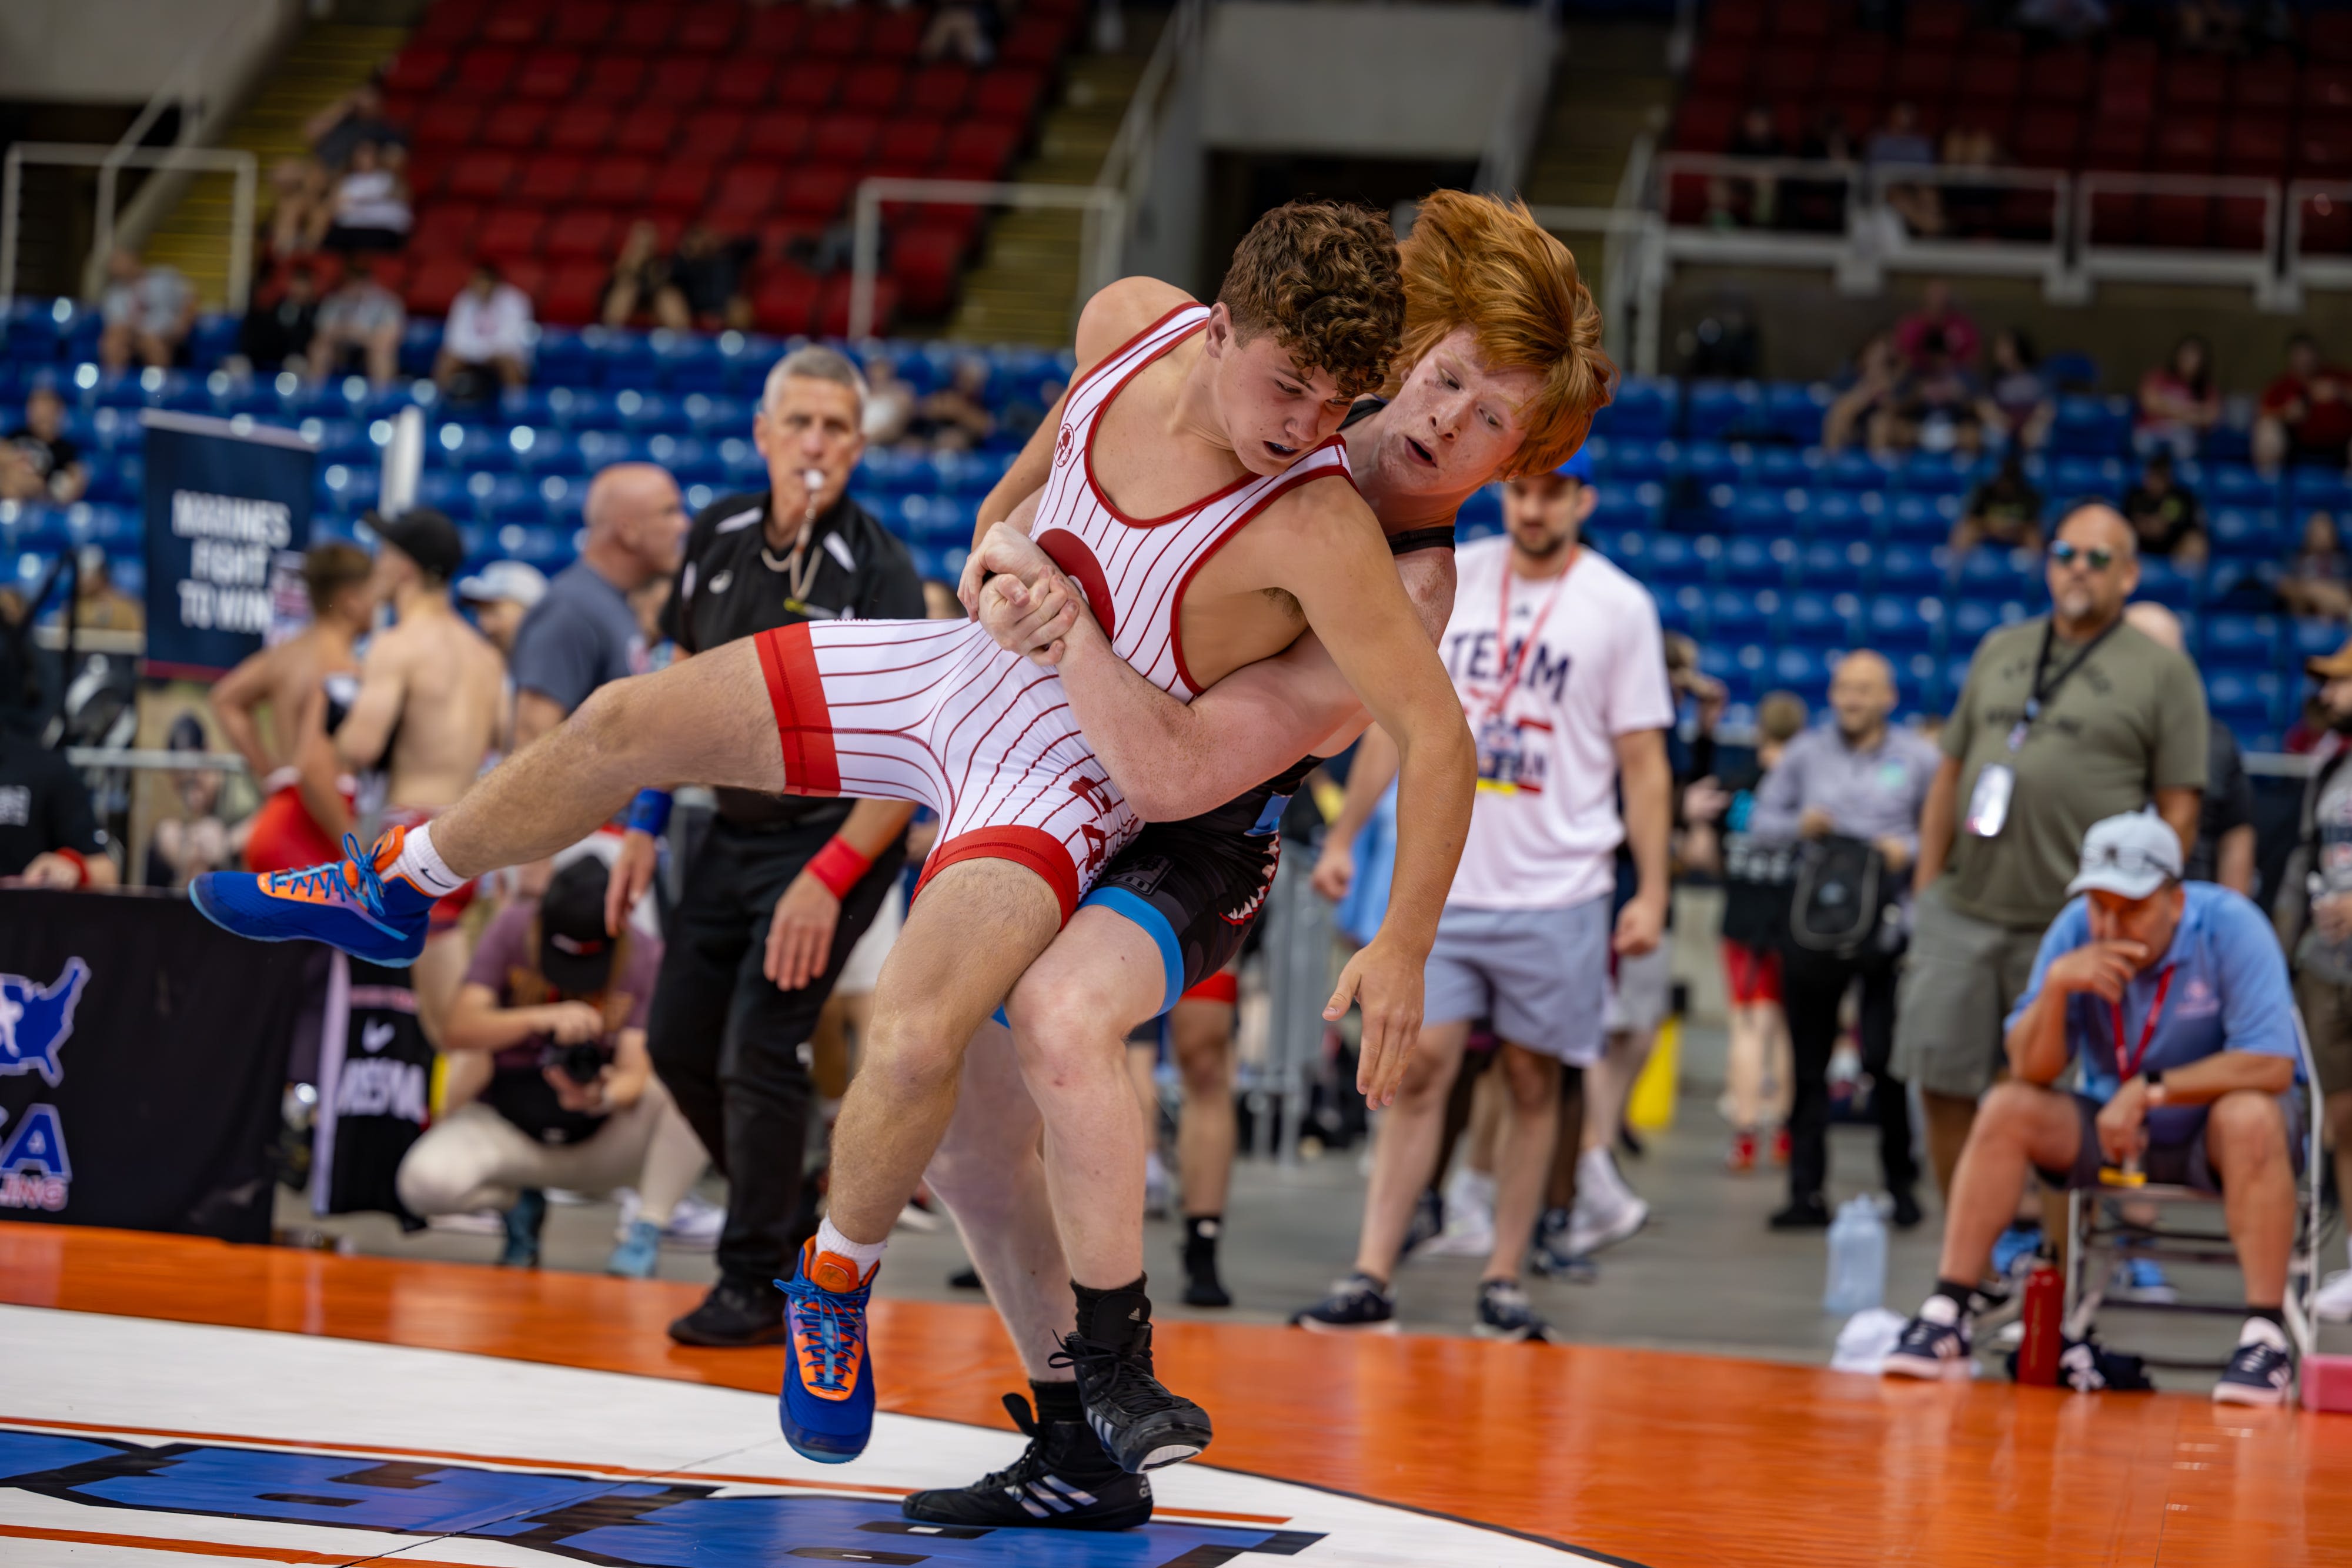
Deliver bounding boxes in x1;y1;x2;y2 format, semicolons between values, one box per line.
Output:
1884;810;2305;1405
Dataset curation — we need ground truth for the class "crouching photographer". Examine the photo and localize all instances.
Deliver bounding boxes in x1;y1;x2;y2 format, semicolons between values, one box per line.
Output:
396;857;706;1278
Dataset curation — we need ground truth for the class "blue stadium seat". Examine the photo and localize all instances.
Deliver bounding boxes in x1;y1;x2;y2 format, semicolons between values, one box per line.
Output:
1699;587;1769;643
1957;547;2034;597
582;328;657;390
510;426;582;476
1895;649;1943;711
714;436;766;489
1887;493;1960;544
2051;454;2126;498
1820;449;1897;492
1679;439;1740;487
1591;480;1663;530
612;388;691;434
1876;544;1945;595
1749;446;1818;488
574;429;648;467
82;454;142;505
1783;591;1857;647
1795;539;1869;592
2134;559;2199;609
1456;486;1504;536
1726;487;1790;533
1656;586;1700;636
682;392;751;437
490;524;573;569
2200;613;2279;669
2207;506;2281;560
2293;617;2345;661
430;421;515;473
1805;490;1879;543
189;316;240;371
1864;593;1944;656
536;474;592;529
543;386;616;429
650;332;729;393
1767;382;1830;444
1591;377;1678;440
1601;529;1650;576
644;434;721;484
2290;468;2352;515
1645;534;1707;588
2049;394;2132;456
317;462;379;514
2203;464;2278;508
2206;672;2284;736
886;492;975;544
1719;534;1792;589
1766;645;1831;698
1686;380;1768;441
1599;437;1676;483
1948;597;2027;648
1895;451;1977;497
398;319;445;378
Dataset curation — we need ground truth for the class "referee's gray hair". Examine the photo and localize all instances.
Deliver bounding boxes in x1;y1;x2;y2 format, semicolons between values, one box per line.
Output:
763;345;869;417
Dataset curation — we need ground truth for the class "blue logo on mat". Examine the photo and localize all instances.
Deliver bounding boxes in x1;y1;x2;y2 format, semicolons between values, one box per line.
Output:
0;958;89;1086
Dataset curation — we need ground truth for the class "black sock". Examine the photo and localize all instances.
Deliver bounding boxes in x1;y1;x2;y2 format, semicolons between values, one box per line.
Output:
2246;1305;2286;1330
1071;1275;1151;1346
1184;1215;1221;1252
1030;1378;1083;1425
1932;1278;1976;1314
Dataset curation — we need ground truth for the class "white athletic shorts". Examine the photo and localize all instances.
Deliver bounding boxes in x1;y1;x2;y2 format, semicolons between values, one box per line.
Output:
754;618;1141;923
1422;895;1611;1066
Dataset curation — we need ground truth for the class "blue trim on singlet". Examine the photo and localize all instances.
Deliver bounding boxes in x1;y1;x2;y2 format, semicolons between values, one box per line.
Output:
1076;884;1187;1018
1248;793;1291;837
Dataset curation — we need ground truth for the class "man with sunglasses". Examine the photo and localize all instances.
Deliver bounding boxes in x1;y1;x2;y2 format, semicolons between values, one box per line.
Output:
1885;811;2303;1405
1892;506;2208;1201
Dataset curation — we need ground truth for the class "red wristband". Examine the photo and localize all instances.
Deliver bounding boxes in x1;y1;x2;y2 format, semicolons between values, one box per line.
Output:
805;835;873;900
54;848;89;887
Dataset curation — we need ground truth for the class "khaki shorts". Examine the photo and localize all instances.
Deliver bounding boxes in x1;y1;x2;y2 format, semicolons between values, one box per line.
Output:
2293;968;2352;1096
1889;879;2047;1099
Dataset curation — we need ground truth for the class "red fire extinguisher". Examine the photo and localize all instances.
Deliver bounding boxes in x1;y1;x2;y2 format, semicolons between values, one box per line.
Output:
2017;1249;2063;1388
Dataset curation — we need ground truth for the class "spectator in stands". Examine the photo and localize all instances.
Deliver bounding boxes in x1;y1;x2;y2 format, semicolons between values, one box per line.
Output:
1884;811;2303;1405
861;358;918;447
663;226;754;332
1785;108;1856;233
0;726;117;887
921;0;1001;64
435;262;534;399
308;258;405;387
72;548;142;633
1978;327;2054;451
2281;637;2352;1321
2017;0;2111;42
1823;333;1906;453
2120;451;2209;567
1891;505;2208;1203
97;248;195;373
305;77;403;174
600;221;672;330
1728;106;1785;228
395;856;707;1279
1893;340;1983;456
1892;280;1979;374
2135;335;2223;461
238;263;321;376
910;356;998;452
266;157;331;257
1938;125;2004;237
145;712;232;892
457;560;550;658
1952;450;2046;556
1868;104;1943;237
0;386;85;504
2177;0;2249;52
2126;603;2255;895
2255;333;2352;473
2280;511;2352;620
320;140;412;255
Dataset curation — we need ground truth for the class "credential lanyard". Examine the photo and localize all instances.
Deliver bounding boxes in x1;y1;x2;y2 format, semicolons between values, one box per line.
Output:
2008;617;2122;752
2108;962;2176;1084
1486;549;1576;724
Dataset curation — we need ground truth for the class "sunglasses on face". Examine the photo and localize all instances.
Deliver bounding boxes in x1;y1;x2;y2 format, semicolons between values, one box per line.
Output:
2049;541;2116;571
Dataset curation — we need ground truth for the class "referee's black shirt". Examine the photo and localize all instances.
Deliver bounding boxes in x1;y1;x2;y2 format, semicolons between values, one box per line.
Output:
662;487;926;829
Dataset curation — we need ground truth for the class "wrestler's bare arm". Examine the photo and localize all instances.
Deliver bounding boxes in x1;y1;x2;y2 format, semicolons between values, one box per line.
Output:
334;633;410;773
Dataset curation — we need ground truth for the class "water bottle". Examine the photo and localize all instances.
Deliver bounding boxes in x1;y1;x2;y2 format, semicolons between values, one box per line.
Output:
1823;1195;1888;1315
2016;1250;2064;1387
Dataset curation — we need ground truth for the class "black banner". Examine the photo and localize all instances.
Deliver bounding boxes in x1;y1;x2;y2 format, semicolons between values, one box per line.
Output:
139;410;318;680
312;954;432;1225
0;888;309;1241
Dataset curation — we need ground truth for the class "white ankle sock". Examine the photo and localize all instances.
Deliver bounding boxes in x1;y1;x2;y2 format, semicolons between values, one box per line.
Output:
390;823;463;896
814;1217;887;1270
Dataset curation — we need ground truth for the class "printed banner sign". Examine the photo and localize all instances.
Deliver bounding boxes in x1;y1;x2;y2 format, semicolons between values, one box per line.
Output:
139;410;318;679
0;888;309;1240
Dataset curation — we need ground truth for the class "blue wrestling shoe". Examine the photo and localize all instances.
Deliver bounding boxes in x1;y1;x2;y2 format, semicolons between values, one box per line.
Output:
189;828;439;967
779;1238;878;1463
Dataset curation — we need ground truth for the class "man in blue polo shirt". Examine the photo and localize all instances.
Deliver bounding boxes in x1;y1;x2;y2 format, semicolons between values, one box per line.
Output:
1884;811;2303;1405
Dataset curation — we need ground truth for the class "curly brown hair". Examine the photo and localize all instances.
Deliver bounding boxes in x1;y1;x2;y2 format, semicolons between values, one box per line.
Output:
1396;190;1614;477
1215;202;1404;400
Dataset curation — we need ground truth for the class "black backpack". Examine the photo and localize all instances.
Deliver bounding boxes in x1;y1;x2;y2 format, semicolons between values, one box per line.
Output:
1788;834;1898;959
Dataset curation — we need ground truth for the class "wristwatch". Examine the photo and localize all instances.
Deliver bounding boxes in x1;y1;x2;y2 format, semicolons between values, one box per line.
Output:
2143;1068;2165;1105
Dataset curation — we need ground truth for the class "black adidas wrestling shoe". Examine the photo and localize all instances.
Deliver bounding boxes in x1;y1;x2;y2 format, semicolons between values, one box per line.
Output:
900;1392;1152;1531
1051;1283;1213;1474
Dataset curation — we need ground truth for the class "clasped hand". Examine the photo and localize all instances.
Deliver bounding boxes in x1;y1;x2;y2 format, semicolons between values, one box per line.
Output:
964;523;1084;666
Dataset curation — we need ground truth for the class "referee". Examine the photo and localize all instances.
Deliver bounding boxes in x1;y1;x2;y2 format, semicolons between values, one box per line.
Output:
610;345;925;1347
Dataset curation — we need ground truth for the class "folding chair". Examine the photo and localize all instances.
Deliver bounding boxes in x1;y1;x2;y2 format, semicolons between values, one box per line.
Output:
2060;1008;2324;1383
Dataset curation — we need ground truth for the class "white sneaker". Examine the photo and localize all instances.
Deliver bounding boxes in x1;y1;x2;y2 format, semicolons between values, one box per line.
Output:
1413;1168;1497;1260
1578;1145;1637;1207
427;1209;504;1236
2316;1268;2352;1323
1566;1186;1648;1256
1444;1165;1496;1221
619;1189;726;1247
1144;1152;1174;1221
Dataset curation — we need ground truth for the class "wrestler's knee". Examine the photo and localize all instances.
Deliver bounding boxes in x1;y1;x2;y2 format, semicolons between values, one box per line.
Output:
1004;977;1117;1091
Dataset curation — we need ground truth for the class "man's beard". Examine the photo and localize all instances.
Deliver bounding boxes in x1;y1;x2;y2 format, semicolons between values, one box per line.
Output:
1514;529;1574;561
2331;706;2352;735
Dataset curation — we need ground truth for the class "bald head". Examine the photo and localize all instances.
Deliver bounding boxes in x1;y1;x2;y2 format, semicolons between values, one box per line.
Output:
2047;503;2140;635
1829;648;1896;741
2123;600;2183;652
582;462;688;589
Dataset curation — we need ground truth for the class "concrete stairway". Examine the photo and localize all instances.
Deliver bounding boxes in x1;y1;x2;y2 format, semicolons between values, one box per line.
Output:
1519;22;1676;306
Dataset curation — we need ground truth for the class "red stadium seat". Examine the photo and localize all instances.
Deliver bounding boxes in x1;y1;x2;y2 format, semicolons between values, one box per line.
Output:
452;46;521;96
475;207;547;263
410;203;482;259
2097;77;2156;124
513;50;582;99
892;224;965;316
515;153;585;204
540;261;608;326
1690;41;1750;93
2164;59;2226;109
2233;54;2296;114
883;199;981;246
597;155;658;207
1000;14;1072;67
547;1;615;49
1753;45;1818;99
757;215;824;258
1821;38;1889;98
2298;119;2352;179
706;165;784;228
753;265;821;334
2023;48;2092;103
501;257;547;304
970;68;1047;122
2314;14;2352;63
582;55;647;100
779;166;857;219
1710;0;1767;37
1890;51;1949;105
2144;193;2210;248
544;103;616;153
777;59;844;106
612;105;682;156
813;112;882;165
905;63;973;116
936;120;1021;178
803;9;868;55
743;5;803;54
2086;190;2141;246
1906;0;1967;41
609;6;674;52
478;102;551;150
2012;107;2080;169
1672;96;1738;152
2307;65;2352;118
412;102;483;151
2214;191;2269;250
2084;118;2149;171
478;4;551;47
744;110;816;162
543;210;619;262
644;58;714;105
814;273;894;337
406;255;475;314
841;62;907;112
710;58;777;108
2223;115;2287;177
648;161;719;213
446;151;520;200
382;46;453;97
1956;46;2020;101
413;4;480;48
1775;0;1831;38
2152;113;2220;173
867;8;926;58
2302;191;2352;255
677;110;751;163
676;4;744;53
878;118;947;167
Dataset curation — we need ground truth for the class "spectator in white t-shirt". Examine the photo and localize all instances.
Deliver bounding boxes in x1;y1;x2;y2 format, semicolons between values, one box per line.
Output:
320;140;412;255
435;262;534;395
97;248;196;373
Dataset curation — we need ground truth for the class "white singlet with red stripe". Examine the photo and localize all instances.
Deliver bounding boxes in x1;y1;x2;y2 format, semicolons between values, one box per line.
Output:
751;301;1354;921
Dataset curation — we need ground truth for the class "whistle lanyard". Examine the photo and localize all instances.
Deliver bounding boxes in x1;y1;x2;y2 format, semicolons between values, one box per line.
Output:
2009;617;2122;751
2108;962;2176;1083
1485;550;1576;724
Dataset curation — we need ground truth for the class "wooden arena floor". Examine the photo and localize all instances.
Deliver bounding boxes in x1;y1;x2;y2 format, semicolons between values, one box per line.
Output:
4;1223;2349;1566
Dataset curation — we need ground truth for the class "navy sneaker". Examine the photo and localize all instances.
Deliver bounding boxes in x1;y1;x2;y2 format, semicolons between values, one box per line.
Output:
1290;1272;1396;1333
779;1238;878;1463
499;1189;546;1268
901;1393;1152;1531
1529;1209;1599;1283
1051;1285;1211;1474
1395;1188;1445;1262
189;827;440;966
1474;1279;1559;1343
1883;1298;1973;1380
2213;1323;2295;1407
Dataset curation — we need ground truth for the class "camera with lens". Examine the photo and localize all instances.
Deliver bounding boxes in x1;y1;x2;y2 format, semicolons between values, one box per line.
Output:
541;1041;609;1085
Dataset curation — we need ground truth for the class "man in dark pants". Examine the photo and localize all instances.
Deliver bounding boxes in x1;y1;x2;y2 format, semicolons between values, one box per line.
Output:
1749;650;1941;1231
607;346;926;1346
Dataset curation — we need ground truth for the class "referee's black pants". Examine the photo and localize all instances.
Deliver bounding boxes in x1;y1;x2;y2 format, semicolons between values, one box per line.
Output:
1780;939;1915;1204
645;815;906;1293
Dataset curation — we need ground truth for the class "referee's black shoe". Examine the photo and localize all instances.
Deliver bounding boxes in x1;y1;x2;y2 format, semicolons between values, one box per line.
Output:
1051;1283;1212;1474
667;1279;787;1348
900;1393;1151;1531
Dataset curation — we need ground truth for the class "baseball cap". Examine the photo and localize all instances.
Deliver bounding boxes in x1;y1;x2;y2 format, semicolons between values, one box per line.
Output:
366;507;466;584
538;857;621;996
457;559;548;610
1555;447;1595;483
2308;634;2352;681
2066;811;2184;902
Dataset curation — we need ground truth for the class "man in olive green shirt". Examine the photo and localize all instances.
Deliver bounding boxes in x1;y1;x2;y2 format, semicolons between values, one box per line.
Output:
1893;505;2208;1197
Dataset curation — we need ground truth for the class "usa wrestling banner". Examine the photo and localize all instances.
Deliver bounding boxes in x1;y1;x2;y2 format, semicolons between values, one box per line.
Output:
0;888;307;1240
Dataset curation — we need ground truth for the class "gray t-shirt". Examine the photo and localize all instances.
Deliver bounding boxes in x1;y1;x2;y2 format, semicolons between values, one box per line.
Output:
508;561;647;717
2298;760;2352;982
